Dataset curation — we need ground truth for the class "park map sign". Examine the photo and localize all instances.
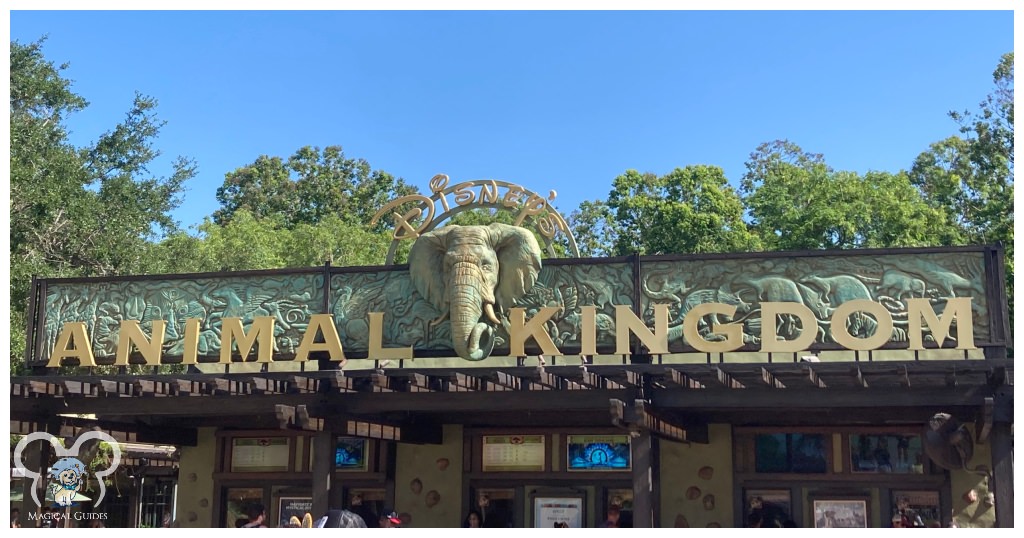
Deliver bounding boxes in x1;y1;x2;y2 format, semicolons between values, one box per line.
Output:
27;178;1007;369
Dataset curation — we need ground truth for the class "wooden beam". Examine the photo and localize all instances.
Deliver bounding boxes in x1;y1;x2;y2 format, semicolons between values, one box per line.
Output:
851;367;869;388
716;367;744;389
976;397;994;444
275;404;296;430
286;374;319;394
61;380;96;397
294;405;325;432
667;368;704;389
761;367;785;389
634;400;708;444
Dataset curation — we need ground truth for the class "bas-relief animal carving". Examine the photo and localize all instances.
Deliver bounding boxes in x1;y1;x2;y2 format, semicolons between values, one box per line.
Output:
876;269;927;301
799;274;873;305
408;223;542;361
642;270;690;309
730;275;836;344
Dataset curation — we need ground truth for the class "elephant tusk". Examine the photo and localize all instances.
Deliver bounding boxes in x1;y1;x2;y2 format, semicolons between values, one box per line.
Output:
430;312;449;327
483;303;501;325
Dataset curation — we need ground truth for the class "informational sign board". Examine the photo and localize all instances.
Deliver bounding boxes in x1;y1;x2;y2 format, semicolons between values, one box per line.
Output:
231;437;290;472
533;496;584;528
482;435;546;472
566;435;631;471
335;437;368;471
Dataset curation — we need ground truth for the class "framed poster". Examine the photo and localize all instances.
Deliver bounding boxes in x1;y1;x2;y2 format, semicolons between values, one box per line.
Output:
278;497;313;528
813;499;868;528
231;437;290;472
533;496;584;528
335;437;368;471
566;435;631;471
482;435;545;471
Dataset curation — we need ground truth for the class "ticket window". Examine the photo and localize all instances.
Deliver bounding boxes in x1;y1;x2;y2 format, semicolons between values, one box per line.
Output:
223;487;263;528
605;488;634;528
345;488;386;528
474;487;515;528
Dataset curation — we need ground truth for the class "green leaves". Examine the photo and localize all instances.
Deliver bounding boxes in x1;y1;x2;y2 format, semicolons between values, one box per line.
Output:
742;141;948;250
575;165;760;256
213;145;417;232
9;38;194;373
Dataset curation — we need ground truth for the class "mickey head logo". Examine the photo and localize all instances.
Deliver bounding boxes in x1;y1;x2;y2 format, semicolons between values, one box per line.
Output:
13;431;121;508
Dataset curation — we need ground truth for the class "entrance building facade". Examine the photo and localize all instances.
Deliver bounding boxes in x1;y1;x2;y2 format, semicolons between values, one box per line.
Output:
11;238;1013;528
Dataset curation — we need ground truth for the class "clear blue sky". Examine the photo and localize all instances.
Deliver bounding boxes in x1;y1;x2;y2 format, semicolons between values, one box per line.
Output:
8;10;1015;232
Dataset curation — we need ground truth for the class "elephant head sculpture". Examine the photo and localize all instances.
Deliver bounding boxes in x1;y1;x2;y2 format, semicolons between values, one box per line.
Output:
408;223;542;361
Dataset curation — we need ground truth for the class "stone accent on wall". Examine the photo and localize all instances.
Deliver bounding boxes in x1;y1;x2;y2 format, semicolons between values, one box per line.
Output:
176;428;217;527
394;424;464;528
659;424;733;528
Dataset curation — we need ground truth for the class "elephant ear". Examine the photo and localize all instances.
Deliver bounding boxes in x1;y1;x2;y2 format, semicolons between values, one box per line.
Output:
408;227;452;314
488;223;543;313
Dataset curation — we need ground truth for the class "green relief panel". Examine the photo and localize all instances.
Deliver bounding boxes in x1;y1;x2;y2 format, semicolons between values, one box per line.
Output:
39;272;324;363
640;252;990;352
331;262;634;356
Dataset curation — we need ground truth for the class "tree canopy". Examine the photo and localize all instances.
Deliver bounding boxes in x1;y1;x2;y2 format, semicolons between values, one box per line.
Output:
9;38;195;373
213;145;417;232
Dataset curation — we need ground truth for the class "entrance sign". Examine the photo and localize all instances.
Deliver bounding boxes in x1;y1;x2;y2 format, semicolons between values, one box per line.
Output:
30;245;1003;367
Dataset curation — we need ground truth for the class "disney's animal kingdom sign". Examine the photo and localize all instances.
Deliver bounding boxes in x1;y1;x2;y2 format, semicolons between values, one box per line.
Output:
30;237;1006;368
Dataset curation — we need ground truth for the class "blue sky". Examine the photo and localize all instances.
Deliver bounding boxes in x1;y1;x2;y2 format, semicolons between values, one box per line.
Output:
8;9;1016;232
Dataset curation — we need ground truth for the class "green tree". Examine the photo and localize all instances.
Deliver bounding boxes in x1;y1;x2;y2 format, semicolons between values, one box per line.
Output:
575;166;761;256
566;200;620;258
9;38;194;373
909;52;1013;314
741;140;948;250
214;145;417;231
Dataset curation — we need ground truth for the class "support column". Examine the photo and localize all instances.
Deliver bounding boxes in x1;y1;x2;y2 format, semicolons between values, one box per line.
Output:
990;387;1013;528
631;430;659;527
312;431;334;519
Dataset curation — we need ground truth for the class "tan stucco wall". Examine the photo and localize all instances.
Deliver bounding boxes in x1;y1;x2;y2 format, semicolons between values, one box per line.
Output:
659;424;733;528
394;424;463;528
950;425;996;528
175;427;217;527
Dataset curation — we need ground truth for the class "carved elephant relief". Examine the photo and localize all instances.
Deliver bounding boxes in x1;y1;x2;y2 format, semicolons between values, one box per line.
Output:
408;223;542;361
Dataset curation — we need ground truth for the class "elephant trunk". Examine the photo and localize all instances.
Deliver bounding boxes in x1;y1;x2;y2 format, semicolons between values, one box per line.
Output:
450;262;495;361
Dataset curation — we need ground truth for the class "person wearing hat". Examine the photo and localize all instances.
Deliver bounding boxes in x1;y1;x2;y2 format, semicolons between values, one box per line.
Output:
380;510;402;528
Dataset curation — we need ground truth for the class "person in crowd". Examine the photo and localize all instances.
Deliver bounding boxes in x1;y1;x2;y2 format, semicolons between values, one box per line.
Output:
10;509;20;528
315;509;367;528
463;510;482;528
380;510;402;528
350;493;378;528
241;503;267;528
747;511;764;528
598;505;621;528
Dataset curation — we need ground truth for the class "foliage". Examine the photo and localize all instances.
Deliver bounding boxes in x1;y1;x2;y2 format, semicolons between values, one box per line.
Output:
148;209;399;273
9;38;194;374
741;140;949;250
909;52;1014;313
573;166;761;256
213;145;418;232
